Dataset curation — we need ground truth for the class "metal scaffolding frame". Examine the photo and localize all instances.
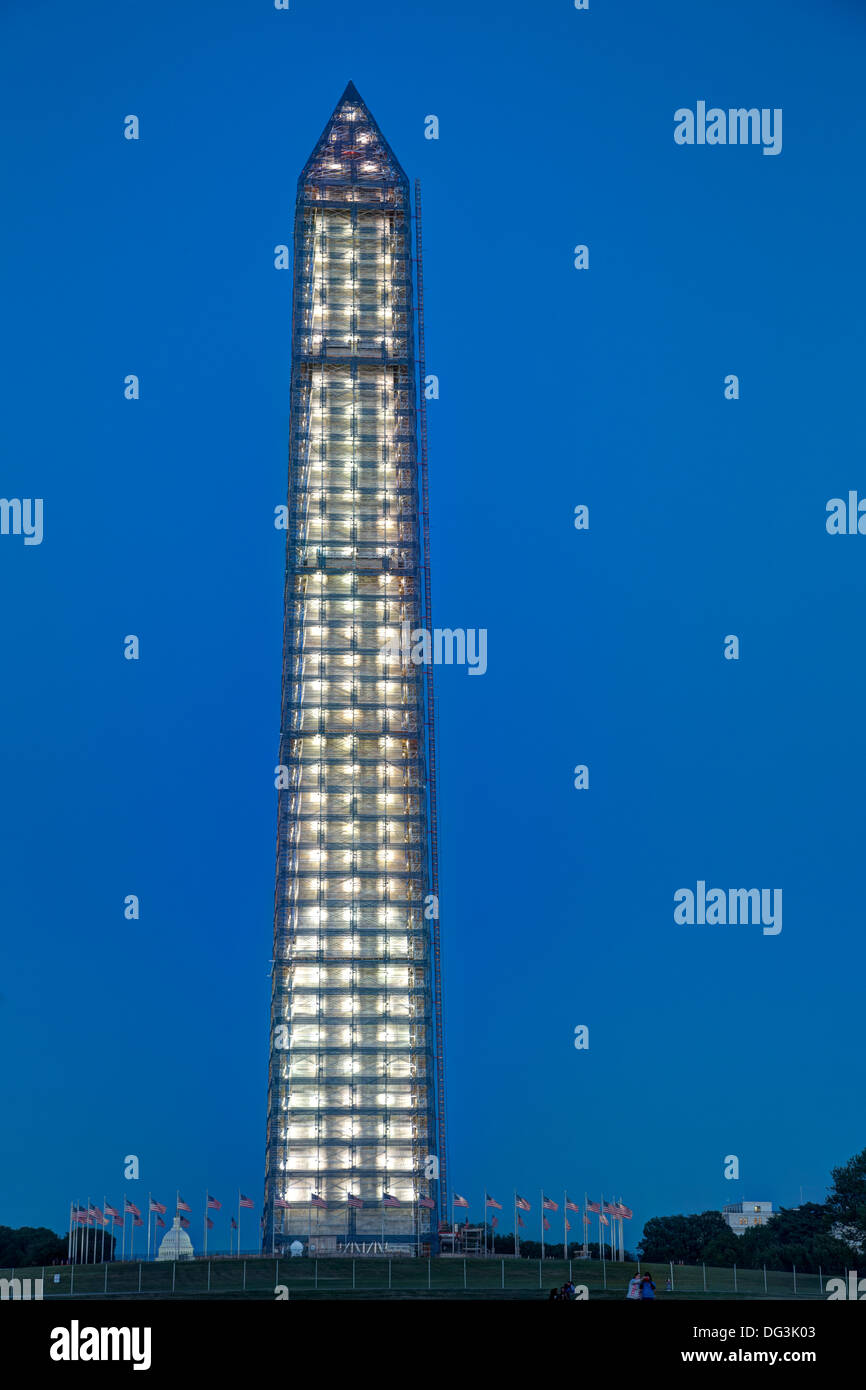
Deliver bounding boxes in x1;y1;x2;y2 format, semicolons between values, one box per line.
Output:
413;179;448;1225
263;83;445;1254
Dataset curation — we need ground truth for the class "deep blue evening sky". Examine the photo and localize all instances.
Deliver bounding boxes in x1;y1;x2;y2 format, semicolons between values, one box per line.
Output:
1;0;864;1251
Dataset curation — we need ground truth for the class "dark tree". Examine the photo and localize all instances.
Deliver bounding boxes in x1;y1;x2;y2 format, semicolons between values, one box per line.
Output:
826;1147;866;1250
639;1211;728;1264
0;1226;67;1267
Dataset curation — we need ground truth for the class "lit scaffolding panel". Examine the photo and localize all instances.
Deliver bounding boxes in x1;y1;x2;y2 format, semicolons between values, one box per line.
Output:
263;84;441;1254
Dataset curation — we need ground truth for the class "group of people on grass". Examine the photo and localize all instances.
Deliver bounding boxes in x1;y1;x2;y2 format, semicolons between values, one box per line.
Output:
627;1273;657;1300
548;1280;579;1301
548;1271;665;1301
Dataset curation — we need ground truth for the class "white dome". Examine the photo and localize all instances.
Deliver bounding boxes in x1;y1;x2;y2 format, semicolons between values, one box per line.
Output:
157;1216;195;1261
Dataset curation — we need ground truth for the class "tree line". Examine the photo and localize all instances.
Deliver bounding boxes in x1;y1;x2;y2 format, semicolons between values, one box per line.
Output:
639;1146;866;1272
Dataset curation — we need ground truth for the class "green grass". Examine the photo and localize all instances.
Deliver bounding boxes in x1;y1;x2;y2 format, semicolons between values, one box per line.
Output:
1;1256;836;1301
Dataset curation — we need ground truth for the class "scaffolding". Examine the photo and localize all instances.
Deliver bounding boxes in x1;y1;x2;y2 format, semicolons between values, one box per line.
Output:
263;83;445;1254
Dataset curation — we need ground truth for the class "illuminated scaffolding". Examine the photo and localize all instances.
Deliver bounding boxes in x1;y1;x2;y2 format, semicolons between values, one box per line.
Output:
263;83;445;1253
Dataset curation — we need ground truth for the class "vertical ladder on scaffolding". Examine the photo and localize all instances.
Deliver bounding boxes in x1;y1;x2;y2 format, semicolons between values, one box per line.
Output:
413;178;448;1226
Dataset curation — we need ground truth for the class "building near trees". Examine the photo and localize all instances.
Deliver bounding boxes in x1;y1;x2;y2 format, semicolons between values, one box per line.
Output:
722;1200;775;1234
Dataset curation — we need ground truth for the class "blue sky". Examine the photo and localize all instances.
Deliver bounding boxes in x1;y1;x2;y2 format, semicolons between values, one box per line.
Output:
1;0;865;1251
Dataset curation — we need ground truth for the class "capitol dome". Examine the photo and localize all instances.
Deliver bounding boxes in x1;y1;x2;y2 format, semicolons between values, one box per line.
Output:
157;1216;195;1262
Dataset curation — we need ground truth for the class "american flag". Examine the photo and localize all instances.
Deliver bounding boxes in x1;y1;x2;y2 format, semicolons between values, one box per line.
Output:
310;1194;328;1209
124;1200;141;1217
585;1199;601;1214
156;1217;166;1229
180;1217;190;1229
207;1195;221;1210
231;1218;237;1229
618;1204;633;1220
600;1213;609;1227
565;1199;580;1213
104;1204;119;1218
382;1193;400;1208
239;1194;255;1209
206;1218;214;1230
274;1199;291;1210
602;1201;618;1215
517;1215;526;1229
515;1195;531;1212
176;1197;191;1212
347;1195;363;1209
149;1199;166;1214
491;1216;498;1228
133;1216;144;1228
542;1195;558;1212
543;1217;551;1231
485;1194;502;1210
453;1194;469;1208
113;1215;123;1227
88;1204;102;1219
565;1219;572;1232
417;1197;435;1209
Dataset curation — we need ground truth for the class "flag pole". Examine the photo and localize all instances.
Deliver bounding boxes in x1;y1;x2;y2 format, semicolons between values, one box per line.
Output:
563;1191;568;1260
540;1189;544;1263
483;1190;487;1257
238;1190;241;1256
600;1192;605;1278
203;1189;208;1259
